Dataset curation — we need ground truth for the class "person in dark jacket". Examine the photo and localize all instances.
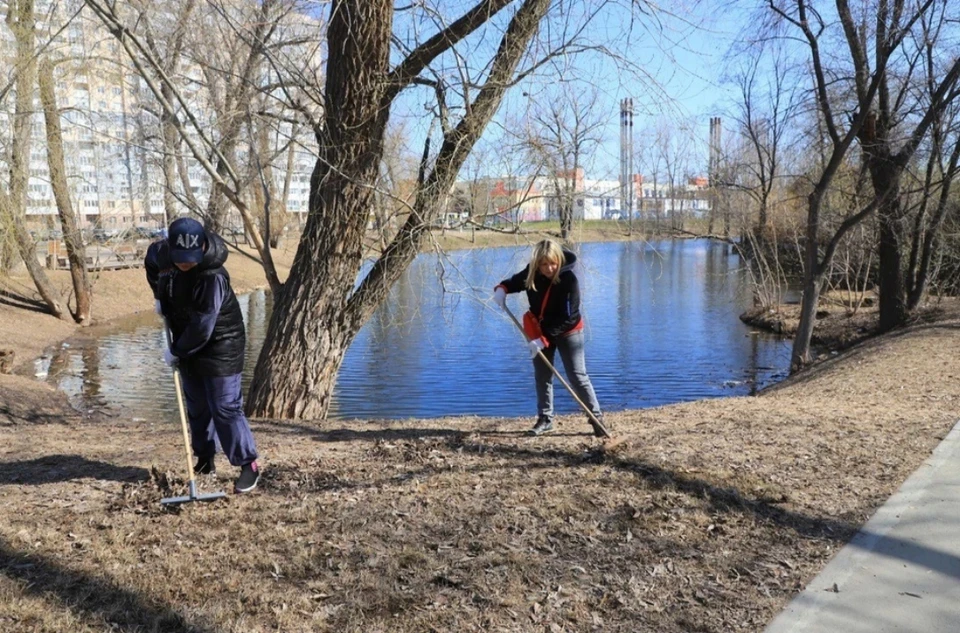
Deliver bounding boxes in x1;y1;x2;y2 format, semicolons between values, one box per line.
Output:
493;239;604;436
145;217;261;493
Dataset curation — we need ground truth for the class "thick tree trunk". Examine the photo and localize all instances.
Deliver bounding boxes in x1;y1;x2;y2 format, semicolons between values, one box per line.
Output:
247;0;551;420
38;57;91;323
6;0;65;319
246;0;392;419
866;156;907;331
877;208;906;330
246;180;376;418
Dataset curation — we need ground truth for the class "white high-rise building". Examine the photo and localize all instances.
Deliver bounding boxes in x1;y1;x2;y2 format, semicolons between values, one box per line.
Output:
0;0;321;233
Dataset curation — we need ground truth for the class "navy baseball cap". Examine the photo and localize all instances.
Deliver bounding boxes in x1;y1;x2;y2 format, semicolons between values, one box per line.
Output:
168;217;206;264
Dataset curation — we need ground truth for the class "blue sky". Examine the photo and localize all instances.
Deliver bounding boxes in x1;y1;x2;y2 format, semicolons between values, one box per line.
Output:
385;1;751;181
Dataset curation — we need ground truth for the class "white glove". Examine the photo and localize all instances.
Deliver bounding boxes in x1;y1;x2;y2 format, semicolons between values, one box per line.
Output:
154;299;163;315
493;287;506;309
527;339;546;359
163;349;178;367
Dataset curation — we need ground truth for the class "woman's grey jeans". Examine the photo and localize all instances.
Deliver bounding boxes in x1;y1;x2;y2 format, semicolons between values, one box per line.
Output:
533;330;602;420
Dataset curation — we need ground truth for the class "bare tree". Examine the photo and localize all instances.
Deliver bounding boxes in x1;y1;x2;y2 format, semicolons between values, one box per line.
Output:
905;90;960;309
519;84;604;239
181;0;286;233
245;103;296;249
88;0;663;420
0;0;66;319
141;0;197;226
636;122;666;230
762;0;959;369
370;122;417;249
725;46;800;234
84;0;289;294
38;56;91;322
849;1;960;330
656;123;694;231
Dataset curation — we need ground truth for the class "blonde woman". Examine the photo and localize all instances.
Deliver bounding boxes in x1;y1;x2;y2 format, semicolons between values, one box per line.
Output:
493;239;604;436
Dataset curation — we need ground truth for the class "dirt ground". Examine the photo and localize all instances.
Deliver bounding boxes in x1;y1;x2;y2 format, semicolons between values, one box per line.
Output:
2;234;959;632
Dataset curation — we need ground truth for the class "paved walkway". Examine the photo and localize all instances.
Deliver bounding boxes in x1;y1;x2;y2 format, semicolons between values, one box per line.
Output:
764;420;960;633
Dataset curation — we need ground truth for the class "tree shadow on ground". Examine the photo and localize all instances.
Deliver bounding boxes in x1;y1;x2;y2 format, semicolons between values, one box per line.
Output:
265;424;858;541
265;428;960;580
0;537;216;632
0;403;75;426
0;287;47;313
0;455;149;485
458;440;960;581
277;428;960;577
257;419;525;442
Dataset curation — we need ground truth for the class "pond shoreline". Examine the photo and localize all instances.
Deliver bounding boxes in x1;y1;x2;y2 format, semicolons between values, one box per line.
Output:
2;227;664;375
739;293;960;359
24;239;791;421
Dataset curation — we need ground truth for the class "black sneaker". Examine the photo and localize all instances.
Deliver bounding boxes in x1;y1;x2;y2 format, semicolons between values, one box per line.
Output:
193;456;216;476
234;461;261;494
530;416;554;436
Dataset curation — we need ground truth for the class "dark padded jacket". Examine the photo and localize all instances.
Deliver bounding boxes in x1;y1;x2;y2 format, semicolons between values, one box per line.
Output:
497;249;583;342
145;232;245;376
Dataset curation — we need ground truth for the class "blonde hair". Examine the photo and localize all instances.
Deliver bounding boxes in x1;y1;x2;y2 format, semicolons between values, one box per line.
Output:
525;239;564;290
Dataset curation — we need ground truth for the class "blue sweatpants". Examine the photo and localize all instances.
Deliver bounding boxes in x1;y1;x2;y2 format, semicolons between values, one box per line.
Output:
179;373;258;467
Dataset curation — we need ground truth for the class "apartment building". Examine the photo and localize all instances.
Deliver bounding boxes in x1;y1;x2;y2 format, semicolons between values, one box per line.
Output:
0;0;319;234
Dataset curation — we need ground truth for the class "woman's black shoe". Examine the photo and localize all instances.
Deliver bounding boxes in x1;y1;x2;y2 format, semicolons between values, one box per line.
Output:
530;416;554;436
193;456;216;476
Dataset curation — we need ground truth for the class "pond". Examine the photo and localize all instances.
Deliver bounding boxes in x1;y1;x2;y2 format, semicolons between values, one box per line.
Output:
37;240;792;423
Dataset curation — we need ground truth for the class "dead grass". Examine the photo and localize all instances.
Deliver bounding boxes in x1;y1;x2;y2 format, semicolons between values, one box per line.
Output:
2;307;960;631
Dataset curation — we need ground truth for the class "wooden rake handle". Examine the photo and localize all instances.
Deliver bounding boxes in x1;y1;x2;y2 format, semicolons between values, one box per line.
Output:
502;304;611;438
163;319;197;489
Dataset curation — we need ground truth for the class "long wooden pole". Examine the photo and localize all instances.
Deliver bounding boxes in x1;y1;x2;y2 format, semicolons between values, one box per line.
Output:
163;321;198;493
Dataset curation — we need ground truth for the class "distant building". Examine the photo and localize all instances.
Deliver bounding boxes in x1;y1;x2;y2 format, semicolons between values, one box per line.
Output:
450;176;547;226
449;168;710;223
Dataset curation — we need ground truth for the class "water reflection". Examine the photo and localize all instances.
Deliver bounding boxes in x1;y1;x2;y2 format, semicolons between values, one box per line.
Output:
39;240;791;422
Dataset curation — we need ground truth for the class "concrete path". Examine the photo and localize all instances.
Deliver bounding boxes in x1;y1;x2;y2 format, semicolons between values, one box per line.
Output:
764;420;960;633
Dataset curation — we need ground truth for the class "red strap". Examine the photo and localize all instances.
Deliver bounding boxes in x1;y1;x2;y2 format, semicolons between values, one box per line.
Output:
538;285;552;322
